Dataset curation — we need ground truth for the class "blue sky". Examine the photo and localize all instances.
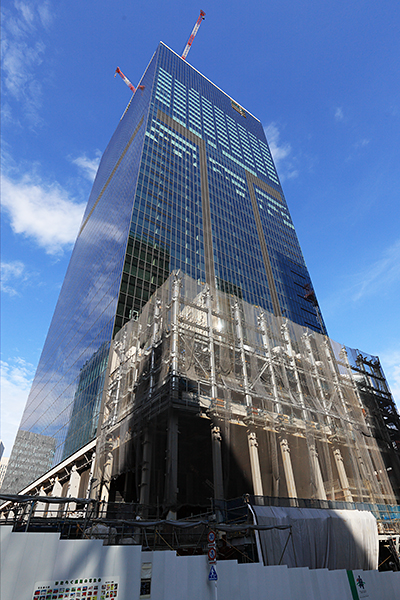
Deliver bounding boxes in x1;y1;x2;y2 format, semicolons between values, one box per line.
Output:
1;0;400;457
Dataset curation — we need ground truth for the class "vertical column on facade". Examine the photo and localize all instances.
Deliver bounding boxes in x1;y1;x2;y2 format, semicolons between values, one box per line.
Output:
233;301;264;497
139;427;152;514
100;436;114;506
87;452;97;500
332;447;353;502
132;323;142;387
259;313;281;496
211;425;224;501
111;330;126;426
205;285;225;501
308;443;327;501
248;431;264;497
323;339;348;412
282;321;326;500
205;286;218;401
164;273;181;519
165;411;179;520
323;340;361;500
149;299;161;398
302;332;336;499
170;272;181;394
233;300;252;408
65;465;81;513
34;486;47;517
279;437;298;504
47;477;62;517
302;332;329;412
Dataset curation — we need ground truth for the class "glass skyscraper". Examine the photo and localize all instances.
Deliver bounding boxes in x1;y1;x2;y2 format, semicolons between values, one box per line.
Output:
3;42;325;494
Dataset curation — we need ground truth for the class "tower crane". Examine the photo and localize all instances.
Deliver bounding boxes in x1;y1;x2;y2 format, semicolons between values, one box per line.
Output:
114;67;145;94
181;10;205;61
115;9;205;95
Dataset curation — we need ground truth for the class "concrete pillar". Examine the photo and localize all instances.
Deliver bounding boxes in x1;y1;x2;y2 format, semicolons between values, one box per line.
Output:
170;273;181;391
309;444;327;501
100;437;114;506
65;466;81;513
132;323;142;387
34;486;47;517
333;447;353;502
149;300;161;398
279;437;297;504
86;451;97;500
165;411;179;519
211;425;224;500
270;431;280;497
248;430;264;497
47;477;62;517
139;427;152;511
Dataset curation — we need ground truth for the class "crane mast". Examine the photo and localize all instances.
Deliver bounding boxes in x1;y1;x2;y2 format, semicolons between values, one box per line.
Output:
115;10;205;96
114;67;144;94
181;10;205;60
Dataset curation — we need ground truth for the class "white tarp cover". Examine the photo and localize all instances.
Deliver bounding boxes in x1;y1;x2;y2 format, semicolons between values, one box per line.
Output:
252;505;378;570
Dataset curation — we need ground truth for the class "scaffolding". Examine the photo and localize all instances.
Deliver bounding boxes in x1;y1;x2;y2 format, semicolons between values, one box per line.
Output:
92;272;400;518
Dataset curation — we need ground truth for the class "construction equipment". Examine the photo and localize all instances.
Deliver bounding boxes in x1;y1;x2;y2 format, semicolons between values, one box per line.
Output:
181;10;205;61
114;67;145;94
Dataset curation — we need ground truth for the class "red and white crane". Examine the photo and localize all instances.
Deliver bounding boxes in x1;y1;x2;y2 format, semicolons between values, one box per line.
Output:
114;67;145;94
181;10;205;61
115;10;205;94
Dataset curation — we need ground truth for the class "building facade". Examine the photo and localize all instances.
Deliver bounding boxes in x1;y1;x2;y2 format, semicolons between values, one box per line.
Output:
3;42;347;497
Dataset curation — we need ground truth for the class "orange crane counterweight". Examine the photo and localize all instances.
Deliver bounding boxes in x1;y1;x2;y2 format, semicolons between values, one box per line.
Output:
114;67;145;94
181;10;205;61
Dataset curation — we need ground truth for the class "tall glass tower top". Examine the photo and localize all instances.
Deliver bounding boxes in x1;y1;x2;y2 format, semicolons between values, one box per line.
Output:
3;42;325;494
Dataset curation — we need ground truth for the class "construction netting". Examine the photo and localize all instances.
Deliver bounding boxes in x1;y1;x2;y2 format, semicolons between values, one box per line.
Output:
93;272;400;517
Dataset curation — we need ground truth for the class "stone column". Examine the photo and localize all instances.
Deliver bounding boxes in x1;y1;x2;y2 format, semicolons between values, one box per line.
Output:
248;430;264;497
279;437;297;504
149;300;161;398
165;411;179;520
34;486;47;517
333;447;353;502
139;427;152;512
100;437;114;507
170;273;181;395
47;477;63;517
211;425;224;501
309;443;327;501
65;465;81;514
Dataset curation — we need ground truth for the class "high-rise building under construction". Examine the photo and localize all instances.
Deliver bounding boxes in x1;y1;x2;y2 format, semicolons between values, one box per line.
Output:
3;43;400;516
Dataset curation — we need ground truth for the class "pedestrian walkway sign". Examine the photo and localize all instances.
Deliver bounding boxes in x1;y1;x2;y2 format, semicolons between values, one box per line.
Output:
209;566;218;581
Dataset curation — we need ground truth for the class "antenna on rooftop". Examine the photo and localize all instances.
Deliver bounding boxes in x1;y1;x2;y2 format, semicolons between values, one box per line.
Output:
114;67;145;94
181;10;206;61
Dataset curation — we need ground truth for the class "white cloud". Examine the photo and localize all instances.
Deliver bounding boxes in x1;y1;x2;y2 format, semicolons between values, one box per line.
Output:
0;358;35;456
264;122;298;180
1;172;86;254
264;123;291;167
1;260;27;296
352;239;400;301
354;138;369;149
335;107;344;121
70;151;101;182
1;1;54;125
